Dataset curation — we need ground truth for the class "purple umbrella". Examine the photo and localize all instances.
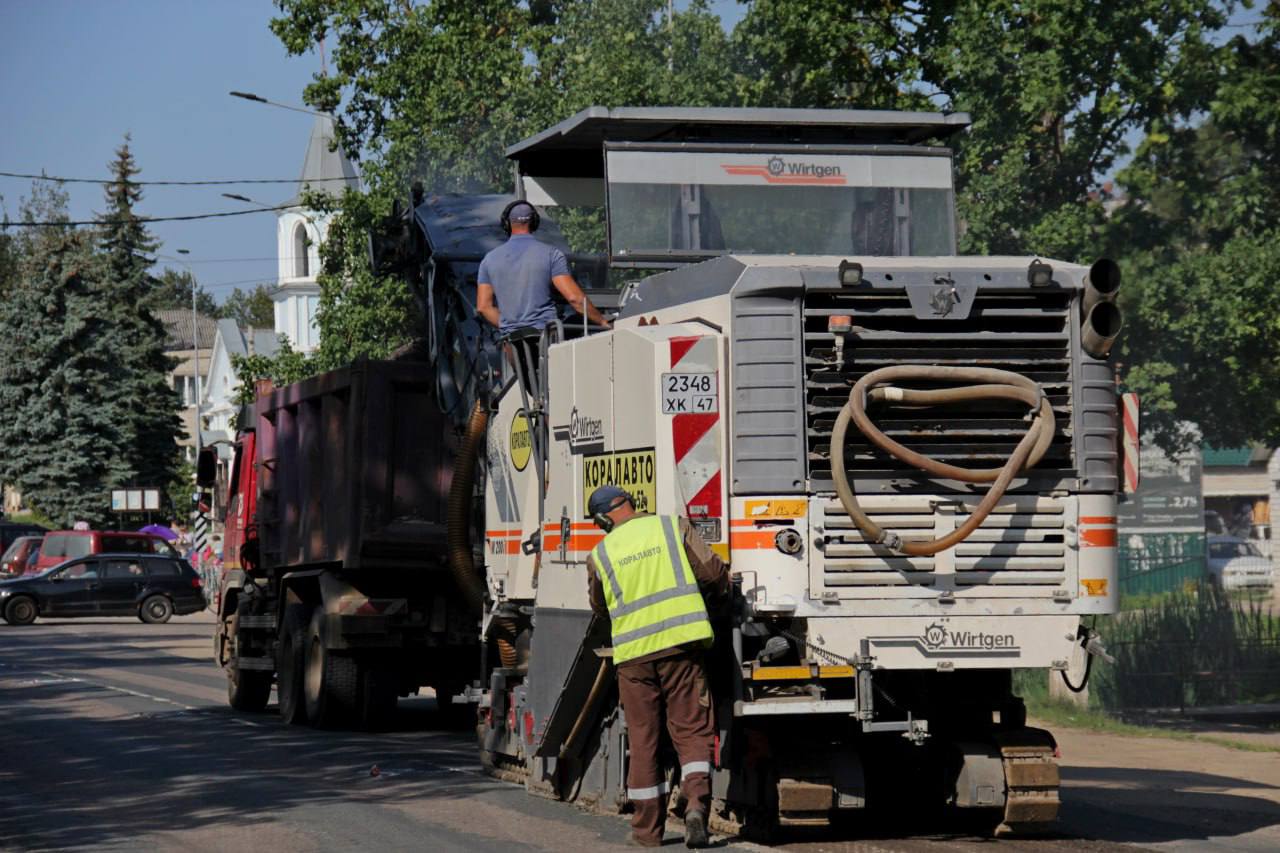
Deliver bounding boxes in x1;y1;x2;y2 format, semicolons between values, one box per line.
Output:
138;523;179;542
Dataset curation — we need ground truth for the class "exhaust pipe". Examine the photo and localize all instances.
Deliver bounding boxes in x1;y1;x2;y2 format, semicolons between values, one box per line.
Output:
1081;258;1122;358
1083;258;1121;316
1082;300;1123;358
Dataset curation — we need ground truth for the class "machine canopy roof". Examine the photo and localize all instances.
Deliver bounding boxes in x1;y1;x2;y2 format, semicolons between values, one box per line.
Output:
506;106;971;178
412;193;571;261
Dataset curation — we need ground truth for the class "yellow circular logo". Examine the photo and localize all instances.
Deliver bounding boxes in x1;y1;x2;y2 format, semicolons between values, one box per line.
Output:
509;409;531;472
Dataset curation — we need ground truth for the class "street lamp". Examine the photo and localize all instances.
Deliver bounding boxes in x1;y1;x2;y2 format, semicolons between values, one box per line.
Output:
175;249;202;456
229;90;328;118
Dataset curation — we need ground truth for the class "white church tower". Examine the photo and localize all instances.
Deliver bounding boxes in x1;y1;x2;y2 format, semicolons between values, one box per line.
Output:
273;115;360;352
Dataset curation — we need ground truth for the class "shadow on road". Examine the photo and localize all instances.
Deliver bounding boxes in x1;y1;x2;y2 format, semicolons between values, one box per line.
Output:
1059;764;1280;845
0;665;485;850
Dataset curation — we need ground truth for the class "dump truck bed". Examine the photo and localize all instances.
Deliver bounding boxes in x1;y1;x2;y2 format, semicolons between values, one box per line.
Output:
254;360;455;571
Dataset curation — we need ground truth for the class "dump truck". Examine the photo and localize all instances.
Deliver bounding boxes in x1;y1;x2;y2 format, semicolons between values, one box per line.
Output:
209;194;591;728
461;107;1125;836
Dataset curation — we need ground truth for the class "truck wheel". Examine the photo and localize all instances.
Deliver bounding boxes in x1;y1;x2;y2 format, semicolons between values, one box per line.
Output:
139;595;173;624
304;609;359;727
3;596;37;626
277;604;310;725
225;611;272;712
228;663;272;712
357;662;398;731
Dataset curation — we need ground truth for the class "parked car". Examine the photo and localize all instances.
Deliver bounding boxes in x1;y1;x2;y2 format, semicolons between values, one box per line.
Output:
33;530;179;573
0;535;41;578
0;521;47;553
1206;535;1274;590
0;554;206;625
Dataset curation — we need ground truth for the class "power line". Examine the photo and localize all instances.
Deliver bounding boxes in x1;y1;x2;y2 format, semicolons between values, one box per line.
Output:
6;204;301;227
0;170;356;187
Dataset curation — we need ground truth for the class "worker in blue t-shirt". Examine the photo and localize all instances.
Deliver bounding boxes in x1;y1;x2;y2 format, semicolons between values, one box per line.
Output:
476;201;611;335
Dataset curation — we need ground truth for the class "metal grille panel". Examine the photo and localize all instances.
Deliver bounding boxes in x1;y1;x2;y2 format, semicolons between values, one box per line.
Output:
817;496;1072;596
803;288;1075;488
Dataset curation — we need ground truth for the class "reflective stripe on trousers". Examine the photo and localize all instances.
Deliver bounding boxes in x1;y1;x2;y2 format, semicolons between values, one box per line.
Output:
681;760;711;778
626;781;670;800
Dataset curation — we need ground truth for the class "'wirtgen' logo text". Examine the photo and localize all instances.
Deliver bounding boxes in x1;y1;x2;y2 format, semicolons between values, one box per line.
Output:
722;158;847;185
923;622;1018;651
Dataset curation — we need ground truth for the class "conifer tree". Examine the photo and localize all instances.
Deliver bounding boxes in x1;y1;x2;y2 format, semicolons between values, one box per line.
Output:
0;203;127;526
96;136;184;492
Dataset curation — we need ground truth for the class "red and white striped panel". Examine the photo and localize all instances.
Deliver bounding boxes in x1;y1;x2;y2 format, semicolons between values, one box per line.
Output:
1121;392;1140;494
669;336;722;523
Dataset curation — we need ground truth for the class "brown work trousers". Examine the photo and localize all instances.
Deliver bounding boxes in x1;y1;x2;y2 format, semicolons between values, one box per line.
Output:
616;650;715;846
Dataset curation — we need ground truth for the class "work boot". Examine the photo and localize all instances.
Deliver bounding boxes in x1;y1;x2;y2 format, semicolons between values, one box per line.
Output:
684;810;709;849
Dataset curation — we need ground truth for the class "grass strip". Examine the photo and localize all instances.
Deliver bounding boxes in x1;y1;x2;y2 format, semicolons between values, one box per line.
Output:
1028;698;1280;754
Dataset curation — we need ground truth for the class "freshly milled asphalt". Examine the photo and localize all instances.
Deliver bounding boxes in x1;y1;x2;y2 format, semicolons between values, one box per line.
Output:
1;615;1276;852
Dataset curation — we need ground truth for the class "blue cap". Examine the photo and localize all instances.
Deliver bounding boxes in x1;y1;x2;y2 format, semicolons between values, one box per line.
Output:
509;201;536;222
588;485;632;516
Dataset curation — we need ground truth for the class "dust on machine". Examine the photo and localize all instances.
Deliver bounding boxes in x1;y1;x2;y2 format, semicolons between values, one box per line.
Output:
213;106;1127;841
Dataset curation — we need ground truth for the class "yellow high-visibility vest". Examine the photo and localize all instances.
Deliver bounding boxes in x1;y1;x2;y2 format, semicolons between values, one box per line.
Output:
591;515;712;665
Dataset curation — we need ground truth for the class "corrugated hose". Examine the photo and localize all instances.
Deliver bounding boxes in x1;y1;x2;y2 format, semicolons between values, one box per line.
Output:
829;366;1055;556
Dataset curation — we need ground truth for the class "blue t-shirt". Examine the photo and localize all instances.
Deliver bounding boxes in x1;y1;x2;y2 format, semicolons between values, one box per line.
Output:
477;235;570;335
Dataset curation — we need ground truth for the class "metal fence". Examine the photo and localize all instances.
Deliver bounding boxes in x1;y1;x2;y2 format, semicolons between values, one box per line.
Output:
1119;556;1205;599
1092;582;1280;711
1118;532;1207;602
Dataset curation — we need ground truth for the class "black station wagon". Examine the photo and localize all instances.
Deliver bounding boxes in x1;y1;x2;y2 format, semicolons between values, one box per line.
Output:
0;553;206;625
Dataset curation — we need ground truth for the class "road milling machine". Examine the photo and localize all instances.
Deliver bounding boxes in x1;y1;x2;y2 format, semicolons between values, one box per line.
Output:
463;107;1125;836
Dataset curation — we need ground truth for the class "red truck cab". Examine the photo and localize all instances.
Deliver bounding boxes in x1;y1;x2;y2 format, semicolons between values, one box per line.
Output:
220;429;259;576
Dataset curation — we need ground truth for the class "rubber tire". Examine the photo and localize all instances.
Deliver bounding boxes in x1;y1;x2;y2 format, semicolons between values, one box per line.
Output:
357;661;398;731
228;663;272;712
4;596;37;626
277;604;310;725
225;611;272;712
303;609;359;727
139;595;173;624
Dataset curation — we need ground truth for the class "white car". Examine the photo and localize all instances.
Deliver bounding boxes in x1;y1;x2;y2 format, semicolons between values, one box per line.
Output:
1206;535;1274;590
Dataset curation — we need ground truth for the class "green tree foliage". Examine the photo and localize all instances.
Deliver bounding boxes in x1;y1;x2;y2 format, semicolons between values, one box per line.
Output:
1114;6;1280;448
920;0;1229;259
0;203;127;526
219;284;276;329
267;0;1279;447
732;0;925;110
152;267;219;316
96;137;185;494
306;191;415;371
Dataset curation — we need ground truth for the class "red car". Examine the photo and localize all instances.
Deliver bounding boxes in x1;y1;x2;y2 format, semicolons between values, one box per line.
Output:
0;535;42;578
33;530;178;573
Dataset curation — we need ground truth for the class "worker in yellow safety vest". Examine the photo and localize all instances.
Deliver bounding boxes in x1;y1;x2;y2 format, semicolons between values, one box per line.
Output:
586;484;729;849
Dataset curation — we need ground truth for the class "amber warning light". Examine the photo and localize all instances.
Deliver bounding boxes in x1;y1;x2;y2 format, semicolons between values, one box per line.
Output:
828;315;853;334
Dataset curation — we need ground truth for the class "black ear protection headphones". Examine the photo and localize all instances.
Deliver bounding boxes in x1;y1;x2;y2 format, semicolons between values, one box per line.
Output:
500;199;541;236
591;495;632;533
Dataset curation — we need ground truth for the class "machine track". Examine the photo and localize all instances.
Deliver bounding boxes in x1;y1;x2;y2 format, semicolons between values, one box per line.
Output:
995;727;1061;835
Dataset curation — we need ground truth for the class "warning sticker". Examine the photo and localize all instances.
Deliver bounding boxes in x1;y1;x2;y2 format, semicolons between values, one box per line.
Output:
582;449;657;517
509;409;531;471
745;499;807;520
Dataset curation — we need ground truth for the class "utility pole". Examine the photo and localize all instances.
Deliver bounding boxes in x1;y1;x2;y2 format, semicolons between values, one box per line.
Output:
177;249;201;455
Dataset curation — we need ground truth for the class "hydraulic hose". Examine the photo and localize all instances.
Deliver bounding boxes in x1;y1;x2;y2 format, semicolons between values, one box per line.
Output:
829;366;1056;556
447;398;489;613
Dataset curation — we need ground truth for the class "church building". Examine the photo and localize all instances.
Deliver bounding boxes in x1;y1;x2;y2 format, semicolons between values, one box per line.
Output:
271;114;361;352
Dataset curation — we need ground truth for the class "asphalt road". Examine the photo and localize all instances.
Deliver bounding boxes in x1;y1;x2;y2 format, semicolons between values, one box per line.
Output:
1;616;1277;852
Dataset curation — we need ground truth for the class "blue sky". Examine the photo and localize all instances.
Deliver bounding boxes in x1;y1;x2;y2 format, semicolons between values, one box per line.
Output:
0;1;746;304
